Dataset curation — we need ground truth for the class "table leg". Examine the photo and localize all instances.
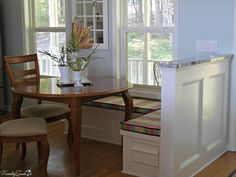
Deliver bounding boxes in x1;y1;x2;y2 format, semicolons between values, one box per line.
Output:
12;92;23;119
70;97;82;175
122;91;133;121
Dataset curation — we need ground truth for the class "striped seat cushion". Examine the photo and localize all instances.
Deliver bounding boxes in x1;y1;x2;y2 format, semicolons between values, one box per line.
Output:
85;96;161;114
120;110;161;136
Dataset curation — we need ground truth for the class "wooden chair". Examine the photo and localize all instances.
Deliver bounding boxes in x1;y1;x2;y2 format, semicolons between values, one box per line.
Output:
4;54;72;144
0;118;49;176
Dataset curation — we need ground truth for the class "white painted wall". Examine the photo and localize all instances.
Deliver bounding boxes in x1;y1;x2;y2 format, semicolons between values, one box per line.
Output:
228;0;236;151
178;0;234;59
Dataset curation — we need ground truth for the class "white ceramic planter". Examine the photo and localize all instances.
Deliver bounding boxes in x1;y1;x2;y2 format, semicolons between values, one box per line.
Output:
58;65;70;83
72;71;82;82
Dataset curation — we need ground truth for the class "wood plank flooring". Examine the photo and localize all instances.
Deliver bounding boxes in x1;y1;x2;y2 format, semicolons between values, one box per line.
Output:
0;113;236;177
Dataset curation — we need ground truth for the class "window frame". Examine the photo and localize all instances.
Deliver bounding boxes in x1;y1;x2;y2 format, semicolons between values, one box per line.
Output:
71;0;108;49
120;0;178;85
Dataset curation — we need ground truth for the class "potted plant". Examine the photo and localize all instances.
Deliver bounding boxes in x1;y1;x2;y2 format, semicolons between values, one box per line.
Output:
67;17;96;83
39;46;70;83
39;17;96;84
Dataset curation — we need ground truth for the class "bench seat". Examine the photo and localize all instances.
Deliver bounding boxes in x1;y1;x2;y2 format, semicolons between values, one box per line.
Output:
120;110;161;136
85;96;161;114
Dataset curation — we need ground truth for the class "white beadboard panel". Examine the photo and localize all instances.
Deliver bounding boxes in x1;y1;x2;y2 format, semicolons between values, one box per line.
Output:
81;106;142;145
122;134;160;177
177;80;203;171
202;73;225;150
160;57;230;177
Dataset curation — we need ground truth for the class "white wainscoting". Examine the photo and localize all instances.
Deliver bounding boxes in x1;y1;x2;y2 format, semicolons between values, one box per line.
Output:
81;106;142;145
160;58;230;177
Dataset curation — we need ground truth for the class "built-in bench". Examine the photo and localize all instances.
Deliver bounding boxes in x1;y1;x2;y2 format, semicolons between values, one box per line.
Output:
82;95;162;176
120;110;161;177
81;96;161;145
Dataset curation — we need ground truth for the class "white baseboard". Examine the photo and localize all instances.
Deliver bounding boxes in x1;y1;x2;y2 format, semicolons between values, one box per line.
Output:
189;150;227;177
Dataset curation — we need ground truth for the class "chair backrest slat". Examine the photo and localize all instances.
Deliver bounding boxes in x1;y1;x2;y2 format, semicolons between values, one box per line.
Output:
14;69;37;77
4;54;40;86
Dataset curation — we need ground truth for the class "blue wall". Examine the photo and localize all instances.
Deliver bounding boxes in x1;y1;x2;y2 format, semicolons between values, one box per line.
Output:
178;0;234;59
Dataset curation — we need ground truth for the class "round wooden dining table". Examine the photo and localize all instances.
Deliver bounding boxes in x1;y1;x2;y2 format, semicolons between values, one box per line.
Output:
11;77;133;175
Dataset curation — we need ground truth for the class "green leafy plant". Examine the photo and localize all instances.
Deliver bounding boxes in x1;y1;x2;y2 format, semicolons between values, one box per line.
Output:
67;45;98;71
39;46;67;66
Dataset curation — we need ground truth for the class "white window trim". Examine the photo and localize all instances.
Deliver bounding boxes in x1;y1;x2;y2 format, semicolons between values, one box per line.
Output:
112;0;179;98
71;0;108;49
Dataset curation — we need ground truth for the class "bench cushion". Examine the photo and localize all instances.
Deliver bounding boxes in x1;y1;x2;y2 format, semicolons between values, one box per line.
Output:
85;96;161;114
120;110;161;136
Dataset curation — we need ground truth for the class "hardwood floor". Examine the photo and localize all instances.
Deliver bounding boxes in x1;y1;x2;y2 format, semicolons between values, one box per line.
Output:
0;113;236;177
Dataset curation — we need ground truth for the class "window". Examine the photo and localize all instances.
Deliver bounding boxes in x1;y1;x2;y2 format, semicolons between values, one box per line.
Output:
122;0;176;86
72;0;108;49
30;0;66;76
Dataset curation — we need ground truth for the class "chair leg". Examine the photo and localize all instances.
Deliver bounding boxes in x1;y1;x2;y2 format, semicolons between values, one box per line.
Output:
37;141;42;162
0;143;3;167
40;136;50;176
21;143;26;160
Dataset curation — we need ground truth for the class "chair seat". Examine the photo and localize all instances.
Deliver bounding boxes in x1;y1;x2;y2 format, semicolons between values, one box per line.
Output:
0;118;47;137
21;104;70;119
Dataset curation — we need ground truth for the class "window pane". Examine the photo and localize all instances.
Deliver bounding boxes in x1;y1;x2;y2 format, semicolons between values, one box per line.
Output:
85;3;94;16
160;0;174;27
96;17;103;29
150;33;173;61
128;33;144;59
128;0;144;27
127;32;172;85
76;3;84;16
96;31;103;43
127;0;174;27
35;0;65;27
86;17;94;27
95;2;103;15
36;32;66;76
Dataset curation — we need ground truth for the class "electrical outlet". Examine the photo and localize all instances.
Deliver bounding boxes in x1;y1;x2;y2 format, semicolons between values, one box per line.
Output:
196;40;217;52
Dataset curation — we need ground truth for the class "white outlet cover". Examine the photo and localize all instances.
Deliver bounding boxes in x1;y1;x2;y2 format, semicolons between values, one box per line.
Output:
196;40;217;52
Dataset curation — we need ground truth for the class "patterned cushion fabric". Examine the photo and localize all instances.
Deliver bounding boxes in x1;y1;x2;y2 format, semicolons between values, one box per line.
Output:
120;110;161;136
21;104;70;119
85;96;161;114
0;118;47;137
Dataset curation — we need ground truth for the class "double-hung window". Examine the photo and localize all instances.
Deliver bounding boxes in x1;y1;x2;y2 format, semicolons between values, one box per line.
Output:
122;0;176;86
30;0;66;76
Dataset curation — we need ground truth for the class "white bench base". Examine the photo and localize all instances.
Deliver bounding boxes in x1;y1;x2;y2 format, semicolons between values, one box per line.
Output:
120;130;160;177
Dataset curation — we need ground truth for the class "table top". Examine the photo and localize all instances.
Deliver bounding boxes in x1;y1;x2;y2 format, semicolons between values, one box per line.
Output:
12;77;133;98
